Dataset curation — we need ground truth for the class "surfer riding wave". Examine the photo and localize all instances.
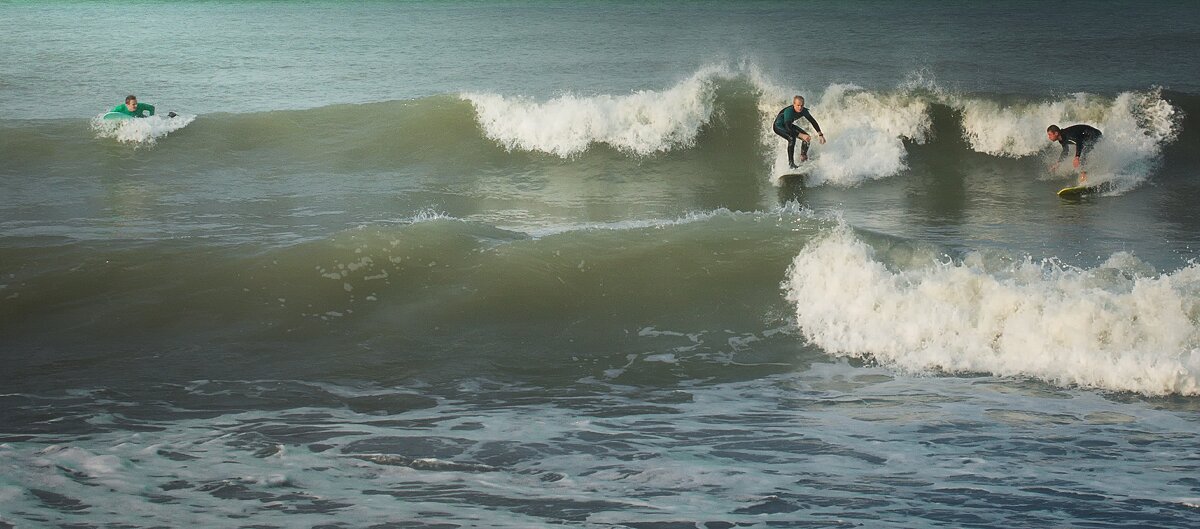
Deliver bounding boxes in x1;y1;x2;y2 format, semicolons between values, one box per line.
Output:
773;95;825;169
1047;123;1102;183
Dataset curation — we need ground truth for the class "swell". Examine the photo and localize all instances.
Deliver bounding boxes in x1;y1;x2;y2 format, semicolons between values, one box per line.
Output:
0;209;826;390
6;206;1200;396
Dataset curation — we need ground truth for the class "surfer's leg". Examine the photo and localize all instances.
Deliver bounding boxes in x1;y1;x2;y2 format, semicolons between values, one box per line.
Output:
774;124;799;167
1080;136;1100;164
795;126;810;161
1077;137;1100;183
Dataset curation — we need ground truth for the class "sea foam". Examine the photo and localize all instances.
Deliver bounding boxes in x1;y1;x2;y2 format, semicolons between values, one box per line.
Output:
785;224;1200;395
90;113;195;144
955;89;1180;189
463;65;732;157
464;63;1179;191
755;80;932;187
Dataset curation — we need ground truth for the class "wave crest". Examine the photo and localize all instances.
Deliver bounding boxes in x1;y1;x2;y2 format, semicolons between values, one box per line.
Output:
463;65;733;157
785;225;1200;395
765;84;933;186
90;113;195;144
955;88;1181;190
956;89;1180;158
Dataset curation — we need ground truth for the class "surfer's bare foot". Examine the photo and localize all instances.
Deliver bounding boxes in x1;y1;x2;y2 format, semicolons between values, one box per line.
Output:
1079;171;1087;184
799;154;808;163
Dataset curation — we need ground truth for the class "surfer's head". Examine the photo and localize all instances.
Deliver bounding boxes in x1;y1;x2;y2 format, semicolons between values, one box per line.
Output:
125;95;138;111
1046;124;1061;141
793;95;805;111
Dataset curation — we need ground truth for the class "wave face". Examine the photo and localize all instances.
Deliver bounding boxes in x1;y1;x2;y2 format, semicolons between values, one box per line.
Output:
785;224;1200;395
0;207;824;389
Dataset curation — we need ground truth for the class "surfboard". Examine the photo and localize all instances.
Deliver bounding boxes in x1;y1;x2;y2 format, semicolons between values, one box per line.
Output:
1056;182;1110;198
778;173;805;185
102;111;133;120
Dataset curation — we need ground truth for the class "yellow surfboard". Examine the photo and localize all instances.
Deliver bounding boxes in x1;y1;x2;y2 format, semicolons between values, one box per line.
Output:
1057;182;1110;198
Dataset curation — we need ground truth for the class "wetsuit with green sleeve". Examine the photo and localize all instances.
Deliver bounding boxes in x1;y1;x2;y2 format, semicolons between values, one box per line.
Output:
1055;124;1102;163
773;105;822;165
110;102;155;118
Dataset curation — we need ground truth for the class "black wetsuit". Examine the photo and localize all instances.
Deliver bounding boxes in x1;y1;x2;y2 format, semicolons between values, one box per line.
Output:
773;105;822;166
1055;124;1103;163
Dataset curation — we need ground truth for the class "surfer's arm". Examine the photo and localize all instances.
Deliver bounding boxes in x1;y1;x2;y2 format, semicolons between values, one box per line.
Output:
141;103;155;117
801;109;822;134
804;110;826;143
773;108;786;129
1057;141;1070;161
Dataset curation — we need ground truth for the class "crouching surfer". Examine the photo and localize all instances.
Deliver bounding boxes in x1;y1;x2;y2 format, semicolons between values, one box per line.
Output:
1047;124;1102;184
773;95;826;169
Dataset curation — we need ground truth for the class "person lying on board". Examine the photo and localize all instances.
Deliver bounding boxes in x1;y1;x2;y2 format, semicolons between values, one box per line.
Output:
773;95;826;169
110;95;176;118
1047;124;1102;183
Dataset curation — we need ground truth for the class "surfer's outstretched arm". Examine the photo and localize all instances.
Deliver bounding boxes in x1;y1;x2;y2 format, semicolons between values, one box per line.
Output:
801;109;826;144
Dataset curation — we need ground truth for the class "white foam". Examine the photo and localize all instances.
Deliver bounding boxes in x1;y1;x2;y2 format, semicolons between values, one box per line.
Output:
955;89;1180;189
462;63;1180;193
409;208;453;223
757;83;932;187
463;65;733;157
90;113;195;144
519;207;740;238
785;225;1200;395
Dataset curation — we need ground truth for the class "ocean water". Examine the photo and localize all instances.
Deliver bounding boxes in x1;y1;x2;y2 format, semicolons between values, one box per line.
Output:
2;1;1200;528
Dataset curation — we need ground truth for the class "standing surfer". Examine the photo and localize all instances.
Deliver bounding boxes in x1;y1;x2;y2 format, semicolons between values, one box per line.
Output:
773;95;825;169
1047;124;1102;183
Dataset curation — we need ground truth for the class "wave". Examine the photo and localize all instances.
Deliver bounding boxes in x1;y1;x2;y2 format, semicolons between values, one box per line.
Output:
1;65;1190;191
758;83;934;186
461;64;938;186
89;113;196;144
1;207;826;385
957;90;1181;157
784;224;1200;395
463;64;732;157
955;88;1182;190
460;63;1184;189
6;201;1200;395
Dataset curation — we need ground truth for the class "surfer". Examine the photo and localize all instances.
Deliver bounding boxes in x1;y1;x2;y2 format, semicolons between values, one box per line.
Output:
1047;124;1102;183
111;95;155;118
773;96;825;169
109;95;176;118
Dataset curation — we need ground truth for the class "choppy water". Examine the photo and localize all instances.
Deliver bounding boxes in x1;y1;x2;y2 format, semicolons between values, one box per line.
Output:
2;2;1200;528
